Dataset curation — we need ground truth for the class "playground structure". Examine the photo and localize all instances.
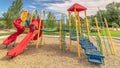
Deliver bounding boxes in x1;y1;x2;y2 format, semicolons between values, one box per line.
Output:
2;11;30;46
2;3;117;64
66;3;117;64
3;10;43;57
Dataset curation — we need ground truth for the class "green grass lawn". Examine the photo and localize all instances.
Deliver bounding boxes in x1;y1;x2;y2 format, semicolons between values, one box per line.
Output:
44;32;59;35
0;32;13;36
91;30;120;37
0;29;120;38
108;30;120;37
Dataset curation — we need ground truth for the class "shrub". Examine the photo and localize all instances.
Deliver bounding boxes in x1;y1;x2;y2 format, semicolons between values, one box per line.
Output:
90;27;97;32
0;21;6;29
112;23;119;28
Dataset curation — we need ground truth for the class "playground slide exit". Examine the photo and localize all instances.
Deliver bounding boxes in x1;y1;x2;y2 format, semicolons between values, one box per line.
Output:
3;18;25;45
7;26;35;57
7;19;42;57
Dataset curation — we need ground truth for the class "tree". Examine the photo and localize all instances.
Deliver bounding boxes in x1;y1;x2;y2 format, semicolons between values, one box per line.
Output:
70;15;76;29
89;2;120;27
106;2;120;26
68;15;85;29
2;0;23;28
44;12;56;28
89;15;96;26
112;23;119;30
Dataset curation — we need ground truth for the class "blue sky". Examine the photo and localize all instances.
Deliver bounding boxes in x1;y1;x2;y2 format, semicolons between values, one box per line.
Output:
0;0;12;16
0;0;120;18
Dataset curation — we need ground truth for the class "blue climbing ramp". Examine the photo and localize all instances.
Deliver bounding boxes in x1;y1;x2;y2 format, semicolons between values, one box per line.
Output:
80;38;105;64
71;37;105;64
86;50;104;64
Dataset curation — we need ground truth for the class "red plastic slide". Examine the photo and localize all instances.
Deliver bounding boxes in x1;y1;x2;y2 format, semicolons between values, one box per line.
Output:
7;19;42;57
32;19;43;40
7;27;35;57
3;18;25;45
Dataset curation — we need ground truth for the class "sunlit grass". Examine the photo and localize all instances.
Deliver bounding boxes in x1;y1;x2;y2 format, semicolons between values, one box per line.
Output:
90;29;120;37
0;28;120;38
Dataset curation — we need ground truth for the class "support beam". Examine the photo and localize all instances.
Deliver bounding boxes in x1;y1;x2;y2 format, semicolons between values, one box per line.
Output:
74;9;81;58
104;18;117;56
36;10;43;48
84;11;90;41
94;17;104;55
68;11;72;52
59;17;62;49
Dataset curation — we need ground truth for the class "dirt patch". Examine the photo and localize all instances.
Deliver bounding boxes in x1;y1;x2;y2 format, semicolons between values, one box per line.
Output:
0;29;16;33
0;35;120;68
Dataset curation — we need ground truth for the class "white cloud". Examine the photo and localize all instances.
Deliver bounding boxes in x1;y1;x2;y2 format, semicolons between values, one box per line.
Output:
0;11;4;17
28;5;36;9
44;0;120;17
32;2;36;5
1;11;4;14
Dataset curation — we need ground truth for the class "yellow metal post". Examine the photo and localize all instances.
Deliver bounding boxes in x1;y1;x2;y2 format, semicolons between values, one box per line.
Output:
30;10;35;24
36;10;43;48
28;10;35;40
74;9;81;58
35;10;38;19
32;10;39;45
59;17;62;49
84;11;90;41
27;10;35;34
41;10;46;45
68;11;72;52
104;18;117;56
94;17;104;55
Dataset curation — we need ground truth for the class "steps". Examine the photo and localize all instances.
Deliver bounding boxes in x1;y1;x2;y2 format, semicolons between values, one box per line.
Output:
80;38;104;64
88;58;103;64
71;37;105;64
86;50;104;64
80;39;97;50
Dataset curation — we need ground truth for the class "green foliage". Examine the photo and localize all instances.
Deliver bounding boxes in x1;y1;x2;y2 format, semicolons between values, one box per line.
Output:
44;12;57;28
112;23;119;30
96;10;107;23
90;27;97;32
2;0;23;28
89;15;96;26
0;20;6;29
89;2;120;27
70;15;76;29
112;23;119;28
106;2;120;26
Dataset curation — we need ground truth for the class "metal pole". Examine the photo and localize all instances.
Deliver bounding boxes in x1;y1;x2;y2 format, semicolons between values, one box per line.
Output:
36;10;43;48
74;9;81;58
94;17;104;55
68;11;72;52
84;11;90;41
104;18;117;56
